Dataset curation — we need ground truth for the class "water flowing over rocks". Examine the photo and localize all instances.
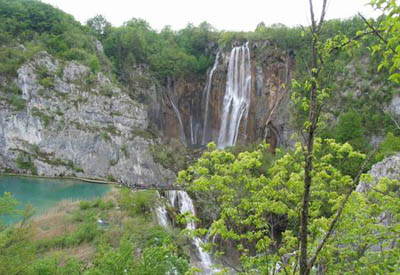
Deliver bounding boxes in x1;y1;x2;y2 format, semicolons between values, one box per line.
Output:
162;41;295;149
156;190;220;274
217;43;252;148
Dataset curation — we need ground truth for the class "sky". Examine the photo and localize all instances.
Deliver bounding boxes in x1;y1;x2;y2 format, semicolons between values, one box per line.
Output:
41;0;379;31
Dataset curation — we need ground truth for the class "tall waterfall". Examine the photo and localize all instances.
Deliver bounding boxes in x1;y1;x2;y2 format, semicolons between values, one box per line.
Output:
202;52;220;145
156;191;218;274
167;77;187;146
217;43;251;148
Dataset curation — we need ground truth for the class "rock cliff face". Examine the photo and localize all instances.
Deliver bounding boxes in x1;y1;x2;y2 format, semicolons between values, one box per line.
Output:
0;41;296;185
162;41;295;149
0;51;175;186
357;154;400;192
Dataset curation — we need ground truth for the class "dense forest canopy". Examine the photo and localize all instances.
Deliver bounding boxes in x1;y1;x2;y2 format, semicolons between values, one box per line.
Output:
0;0;375;82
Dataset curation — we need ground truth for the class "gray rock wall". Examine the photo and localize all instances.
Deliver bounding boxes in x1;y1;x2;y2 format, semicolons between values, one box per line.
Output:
0;51;175;187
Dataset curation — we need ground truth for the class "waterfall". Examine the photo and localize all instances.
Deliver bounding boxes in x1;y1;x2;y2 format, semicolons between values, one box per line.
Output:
155;192;169;228
175;191;215;272
167;77;187;146
202;52;220;145
156;190;218;274
217;43;251;148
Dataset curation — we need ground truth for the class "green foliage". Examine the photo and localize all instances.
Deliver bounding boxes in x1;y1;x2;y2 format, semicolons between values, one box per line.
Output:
0;193;36;274
86;15;111;40
79;200;91;210
376;132;400;161
62;47;88;61
133;239;190;275
30;256;82;275
370;0;400;83
0;0;101;75
0;226;36;274
102;19;217;81
119;188;157;217
121;144;129;158
31;107;53;127
178;140;367;272
8;94;26;110
336;110;363;143
1;186;189;274
0;192;19;217
16;152;37;174
87;238;136;275
0;46;28;76
100;131;111;142
99;84;114;97
149;140;188;173
36;220;101;251
88;55;100;73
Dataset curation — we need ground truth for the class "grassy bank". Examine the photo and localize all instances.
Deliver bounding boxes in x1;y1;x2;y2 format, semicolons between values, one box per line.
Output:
0;186;191;275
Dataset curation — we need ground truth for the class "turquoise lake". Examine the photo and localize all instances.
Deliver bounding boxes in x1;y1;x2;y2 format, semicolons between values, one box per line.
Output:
0;176;110;223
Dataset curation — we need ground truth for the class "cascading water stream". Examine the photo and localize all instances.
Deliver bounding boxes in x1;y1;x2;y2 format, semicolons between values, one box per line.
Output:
156;190;218;274
155;46;251;273
202;52;220;145
217;43;251;148
167;77;187;146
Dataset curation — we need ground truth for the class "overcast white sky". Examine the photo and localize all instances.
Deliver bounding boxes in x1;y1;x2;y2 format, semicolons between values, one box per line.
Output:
41;0;378;31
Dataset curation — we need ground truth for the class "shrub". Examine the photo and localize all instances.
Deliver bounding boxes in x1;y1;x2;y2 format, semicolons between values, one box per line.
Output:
100;132;111;142
118;188;157;217
376;132;400;161
62;48;88;61
79;201;91;210
31;108;53;127
88;55;100;73
16;153;37;174
7;82;21;95
149;140;187;173
121;144;129;158
9;95;26;110
39;77;55;88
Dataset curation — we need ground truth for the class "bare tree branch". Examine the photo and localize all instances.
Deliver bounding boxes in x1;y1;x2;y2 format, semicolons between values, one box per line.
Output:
317;0;328;32
358;12;396;53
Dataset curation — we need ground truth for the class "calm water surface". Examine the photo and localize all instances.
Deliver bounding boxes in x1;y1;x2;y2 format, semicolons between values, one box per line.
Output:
0;176;110;223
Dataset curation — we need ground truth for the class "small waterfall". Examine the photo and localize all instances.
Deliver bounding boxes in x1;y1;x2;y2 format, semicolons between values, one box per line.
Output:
202;52;220;145
21;74;30;100
155;192;169;227
217;43;251;148
175;191;214;272
167;77;187;145
156;190;218;274
190;115;197;145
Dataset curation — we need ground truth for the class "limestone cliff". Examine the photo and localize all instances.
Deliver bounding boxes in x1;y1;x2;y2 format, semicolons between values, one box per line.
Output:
0;51;175;187
0;41;296;185
357;153;400;193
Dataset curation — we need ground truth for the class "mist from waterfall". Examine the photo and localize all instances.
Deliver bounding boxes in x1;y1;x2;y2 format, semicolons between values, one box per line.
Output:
217;43;251;148
201;52;220;145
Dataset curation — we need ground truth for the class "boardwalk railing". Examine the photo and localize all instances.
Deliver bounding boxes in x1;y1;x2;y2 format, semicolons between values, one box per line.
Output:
122;183;185;191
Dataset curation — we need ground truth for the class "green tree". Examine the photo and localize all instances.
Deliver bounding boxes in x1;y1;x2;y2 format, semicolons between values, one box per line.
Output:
86;14;111;40
0;192;36;275
178;140;367;273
